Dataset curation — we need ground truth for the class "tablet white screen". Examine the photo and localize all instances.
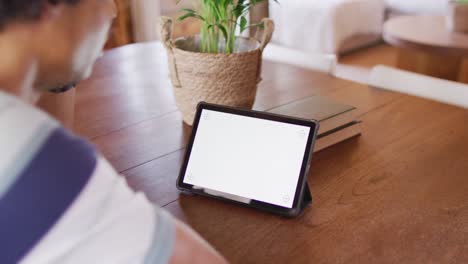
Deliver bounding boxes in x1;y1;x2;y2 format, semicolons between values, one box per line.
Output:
183;109;311;208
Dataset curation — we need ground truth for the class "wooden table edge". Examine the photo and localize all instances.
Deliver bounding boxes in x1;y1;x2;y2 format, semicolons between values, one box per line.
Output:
383;15;468;57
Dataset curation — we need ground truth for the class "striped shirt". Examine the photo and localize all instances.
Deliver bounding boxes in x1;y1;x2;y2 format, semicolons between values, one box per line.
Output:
0;91;175;264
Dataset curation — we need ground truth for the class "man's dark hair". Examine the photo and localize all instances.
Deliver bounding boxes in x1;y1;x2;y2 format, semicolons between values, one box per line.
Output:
0;0;79;29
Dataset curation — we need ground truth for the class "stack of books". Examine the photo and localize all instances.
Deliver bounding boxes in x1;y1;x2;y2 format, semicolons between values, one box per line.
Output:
267;96;361;152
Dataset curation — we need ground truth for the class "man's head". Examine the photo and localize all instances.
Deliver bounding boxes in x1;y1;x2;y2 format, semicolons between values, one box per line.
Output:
0;0;116;91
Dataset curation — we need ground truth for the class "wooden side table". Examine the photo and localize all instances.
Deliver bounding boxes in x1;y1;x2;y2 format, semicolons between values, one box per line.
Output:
105;0;133;49
383;15;468;83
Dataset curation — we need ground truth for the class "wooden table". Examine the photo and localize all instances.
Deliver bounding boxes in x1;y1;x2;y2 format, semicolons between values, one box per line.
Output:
383;15;468;84
76;42;468;263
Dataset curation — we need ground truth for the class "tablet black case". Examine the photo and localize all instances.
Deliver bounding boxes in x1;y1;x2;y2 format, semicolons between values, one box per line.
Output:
178;102;318;218
300;182;313;212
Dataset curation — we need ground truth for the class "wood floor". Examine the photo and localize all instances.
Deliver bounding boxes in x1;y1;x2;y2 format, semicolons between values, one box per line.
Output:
340;44;398;68
335;44;398;84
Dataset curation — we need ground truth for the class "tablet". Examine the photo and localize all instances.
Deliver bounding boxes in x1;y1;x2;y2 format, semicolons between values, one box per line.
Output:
177;102;319;217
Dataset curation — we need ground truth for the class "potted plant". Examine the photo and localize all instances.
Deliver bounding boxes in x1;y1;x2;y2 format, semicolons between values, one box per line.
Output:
159;0;275;125
447;0;468;33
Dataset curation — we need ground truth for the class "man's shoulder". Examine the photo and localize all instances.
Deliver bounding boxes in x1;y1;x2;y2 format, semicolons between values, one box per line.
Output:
0;92;100;263
0;92;59;186
0;91;59;135
0;91;97;196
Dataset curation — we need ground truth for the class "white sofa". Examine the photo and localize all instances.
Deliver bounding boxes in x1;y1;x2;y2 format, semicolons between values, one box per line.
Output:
268;0;452;55
269;0;385;55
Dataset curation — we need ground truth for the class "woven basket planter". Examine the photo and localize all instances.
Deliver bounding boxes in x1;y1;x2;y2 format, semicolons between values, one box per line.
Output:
159;17;274;125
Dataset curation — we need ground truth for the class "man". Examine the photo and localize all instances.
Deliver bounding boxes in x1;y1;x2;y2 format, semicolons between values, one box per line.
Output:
0;0;227;263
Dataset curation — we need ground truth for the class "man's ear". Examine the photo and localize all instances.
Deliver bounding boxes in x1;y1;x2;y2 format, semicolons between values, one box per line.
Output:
32;0;68;37
40;0;65;22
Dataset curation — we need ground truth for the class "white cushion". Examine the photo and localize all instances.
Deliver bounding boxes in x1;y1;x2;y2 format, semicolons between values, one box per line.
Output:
263;44;337;74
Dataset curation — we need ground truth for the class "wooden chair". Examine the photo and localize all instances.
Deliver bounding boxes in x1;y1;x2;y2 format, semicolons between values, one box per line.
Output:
369;65;468;109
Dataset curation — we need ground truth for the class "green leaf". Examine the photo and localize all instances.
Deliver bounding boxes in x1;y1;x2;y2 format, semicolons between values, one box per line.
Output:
180;8;197;13
177;13;194;21
233;4;247;18
239;16;248;33
178;12;205;22
217;24;228;41
177;0;280;53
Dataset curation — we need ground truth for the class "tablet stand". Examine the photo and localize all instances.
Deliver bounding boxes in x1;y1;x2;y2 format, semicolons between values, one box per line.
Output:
300;182;313;211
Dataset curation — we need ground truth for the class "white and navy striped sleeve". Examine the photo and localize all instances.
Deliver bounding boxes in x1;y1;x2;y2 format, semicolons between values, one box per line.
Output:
0;92;175;264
